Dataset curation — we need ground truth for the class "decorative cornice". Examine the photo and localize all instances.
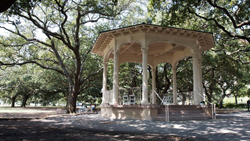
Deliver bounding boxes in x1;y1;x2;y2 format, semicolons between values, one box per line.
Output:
91;24;215;56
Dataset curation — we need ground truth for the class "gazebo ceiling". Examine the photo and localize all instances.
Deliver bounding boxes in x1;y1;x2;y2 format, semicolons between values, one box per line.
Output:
116;42;185;57
91;23;214;58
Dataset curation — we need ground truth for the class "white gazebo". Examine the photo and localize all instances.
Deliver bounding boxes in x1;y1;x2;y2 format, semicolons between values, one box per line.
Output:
91;23;215;121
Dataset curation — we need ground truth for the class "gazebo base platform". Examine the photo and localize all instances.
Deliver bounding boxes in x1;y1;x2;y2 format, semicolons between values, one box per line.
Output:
100;105;214;121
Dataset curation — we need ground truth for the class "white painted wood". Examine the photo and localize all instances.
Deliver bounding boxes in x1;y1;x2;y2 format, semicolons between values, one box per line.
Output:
141;48;149;105
92;24;214;106
102;62;108;104
151;66;157;104
192;53;203;104
112;51;119;105
173;64;177;105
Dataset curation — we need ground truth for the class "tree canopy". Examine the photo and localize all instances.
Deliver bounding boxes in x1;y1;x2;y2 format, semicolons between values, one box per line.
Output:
0;0;136;113
0;0;249;110
149;0;250;104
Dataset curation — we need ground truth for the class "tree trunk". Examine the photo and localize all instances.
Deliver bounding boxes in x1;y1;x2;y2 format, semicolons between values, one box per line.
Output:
219;90;227;108
207;94;212;105
204;89;212;105
67;89;78;113
162;63;170;93
206;68;215;104
21;94;30;107
235;95;238;105
219;94;224;108
66;97;68;108
155;66;161;105
181;93;186;105
11;96;16;107
208;88;213;103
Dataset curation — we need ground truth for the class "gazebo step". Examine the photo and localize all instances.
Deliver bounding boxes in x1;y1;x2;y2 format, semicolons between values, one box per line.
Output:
152;115;211;121
158;108;166;114
156;113;209;117
169;110;206;114
152;116;166;121
169;116;211;121
170;113;208;116
158;105;206;112
154;105;212;121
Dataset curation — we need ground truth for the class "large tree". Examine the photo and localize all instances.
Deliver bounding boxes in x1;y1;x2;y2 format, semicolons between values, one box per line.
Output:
0;65;41;107
149;0;250;42
0;0;133;113
149;0;250;66
0;67;21;107
148;0;250;104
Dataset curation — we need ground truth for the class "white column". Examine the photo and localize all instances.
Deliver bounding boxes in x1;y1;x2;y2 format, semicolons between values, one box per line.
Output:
192;53;203;104
113;51;119;105
197;57;204;101
101;62;108;104
141;48;149;105
172;65;177;105
151;66;157;105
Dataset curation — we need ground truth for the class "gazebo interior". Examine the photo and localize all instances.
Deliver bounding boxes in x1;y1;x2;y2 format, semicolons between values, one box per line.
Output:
91;23;216;121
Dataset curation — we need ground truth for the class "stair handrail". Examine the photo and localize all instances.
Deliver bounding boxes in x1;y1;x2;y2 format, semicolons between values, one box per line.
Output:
153;90;169;122
196;91;216;119
153;90;168;105
196;91;212;105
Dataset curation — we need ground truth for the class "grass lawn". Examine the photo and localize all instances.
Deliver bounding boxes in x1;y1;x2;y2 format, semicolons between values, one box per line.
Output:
216;107;248;114
0;106;66;114
0;107;51;113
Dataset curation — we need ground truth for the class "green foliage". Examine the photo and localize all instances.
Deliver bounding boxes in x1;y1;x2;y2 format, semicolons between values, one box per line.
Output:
119;62;142;88
0;0;138;113
176;58;193;92
154;63;172;95
0;64;67;107
148;0;250;105
0;0;248;111
224;103;247;109
247;88;250;97
4;0;41;15
149;0;250;42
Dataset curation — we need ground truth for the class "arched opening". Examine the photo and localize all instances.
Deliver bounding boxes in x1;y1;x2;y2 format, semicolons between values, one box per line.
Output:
93;24;215;121
151;63;173;105
119;62;142;105
176;57;194;105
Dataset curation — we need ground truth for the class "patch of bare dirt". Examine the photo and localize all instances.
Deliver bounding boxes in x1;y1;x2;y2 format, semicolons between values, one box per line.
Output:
0;107;67;120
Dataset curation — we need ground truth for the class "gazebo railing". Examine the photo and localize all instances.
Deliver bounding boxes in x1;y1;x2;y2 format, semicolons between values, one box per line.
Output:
119;87;141;105
102;87;142;105
177;91;194;105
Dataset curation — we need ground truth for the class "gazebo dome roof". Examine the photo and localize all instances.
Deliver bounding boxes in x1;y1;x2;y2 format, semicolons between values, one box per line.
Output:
91;23;214;56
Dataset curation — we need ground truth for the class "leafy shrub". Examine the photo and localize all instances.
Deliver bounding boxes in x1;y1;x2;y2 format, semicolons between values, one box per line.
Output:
237;104;247;108
223;103;247;108
224;103;236;108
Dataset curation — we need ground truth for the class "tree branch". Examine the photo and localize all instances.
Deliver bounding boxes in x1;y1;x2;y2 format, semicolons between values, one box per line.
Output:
80;67;103;86
185;3;250;42
0;61;64;75
206;0;250;28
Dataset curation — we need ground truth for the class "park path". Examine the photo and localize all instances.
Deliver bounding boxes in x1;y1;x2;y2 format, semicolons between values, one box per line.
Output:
38;111;250;141
1;107;249;140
